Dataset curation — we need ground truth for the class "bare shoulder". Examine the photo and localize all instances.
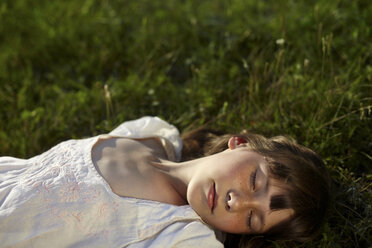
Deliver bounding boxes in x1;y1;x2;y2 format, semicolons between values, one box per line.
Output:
93;136;168;160
91;136;184;205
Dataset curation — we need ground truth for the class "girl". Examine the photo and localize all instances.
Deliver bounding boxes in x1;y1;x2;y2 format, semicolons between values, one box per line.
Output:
0;116;329;247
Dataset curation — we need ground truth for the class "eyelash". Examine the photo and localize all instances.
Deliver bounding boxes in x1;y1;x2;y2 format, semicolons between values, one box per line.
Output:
247;170;257;229
248;210;253;228
251;169;257;191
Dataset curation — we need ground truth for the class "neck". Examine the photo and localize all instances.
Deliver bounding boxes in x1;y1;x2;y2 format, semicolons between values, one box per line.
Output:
151;157;203;204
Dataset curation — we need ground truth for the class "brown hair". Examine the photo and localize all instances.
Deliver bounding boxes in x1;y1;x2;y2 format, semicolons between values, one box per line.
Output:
181;129;330;248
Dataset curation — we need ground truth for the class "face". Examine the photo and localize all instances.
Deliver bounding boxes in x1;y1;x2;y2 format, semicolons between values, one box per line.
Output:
186;137;294;234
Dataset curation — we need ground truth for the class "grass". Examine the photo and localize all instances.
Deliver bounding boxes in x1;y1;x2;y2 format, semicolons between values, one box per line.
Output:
0;0;371;247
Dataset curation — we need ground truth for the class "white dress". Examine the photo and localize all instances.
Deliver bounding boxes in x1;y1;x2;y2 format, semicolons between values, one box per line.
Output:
0;117;223;248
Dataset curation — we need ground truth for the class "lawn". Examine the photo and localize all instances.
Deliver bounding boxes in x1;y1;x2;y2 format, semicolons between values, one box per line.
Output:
0;0;371;247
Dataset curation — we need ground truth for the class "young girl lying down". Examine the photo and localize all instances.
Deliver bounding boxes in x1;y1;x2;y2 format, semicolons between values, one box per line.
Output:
0;116;330;248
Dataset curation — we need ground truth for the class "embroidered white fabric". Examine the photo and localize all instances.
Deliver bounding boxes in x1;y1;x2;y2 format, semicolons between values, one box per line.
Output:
0;116;223;248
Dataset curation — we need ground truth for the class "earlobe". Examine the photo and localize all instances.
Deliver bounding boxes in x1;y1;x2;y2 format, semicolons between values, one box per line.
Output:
228;136;247;150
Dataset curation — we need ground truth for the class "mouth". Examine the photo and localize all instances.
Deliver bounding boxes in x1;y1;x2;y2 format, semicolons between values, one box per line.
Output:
207;182;218;213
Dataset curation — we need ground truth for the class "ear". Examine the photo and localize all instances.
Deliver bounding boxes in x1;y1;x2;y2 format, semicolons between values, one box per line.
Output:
228;136;247;150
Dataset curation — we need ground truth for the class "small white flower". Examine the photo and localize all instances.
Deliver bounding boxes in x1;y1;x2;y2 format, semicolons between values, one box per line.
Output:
304;59;310;67
276;38;285;45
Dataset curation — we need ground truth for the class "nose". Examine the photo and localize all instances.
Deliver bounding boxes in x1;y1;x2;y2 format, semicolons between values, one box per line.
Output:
226;190;253;212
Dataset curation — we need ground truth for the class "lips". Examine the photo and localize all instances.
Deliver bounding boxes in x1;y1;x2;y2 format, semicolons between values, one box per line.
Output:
207;183;217;213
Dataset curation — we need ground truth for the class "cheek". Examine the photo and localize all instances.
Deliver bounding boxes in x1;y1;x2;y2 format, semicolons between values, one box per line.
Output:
216;163;247;182
221;164;252;189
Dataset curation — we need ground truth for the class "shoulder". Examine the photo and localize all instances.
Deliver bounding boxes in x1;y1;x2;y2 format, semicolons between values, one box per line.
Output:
109;116;183;161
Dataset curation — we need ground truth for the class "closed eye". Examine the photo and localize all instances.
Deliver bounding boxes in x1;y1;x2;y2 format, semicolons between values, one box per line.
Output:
250;169;257;191
248;210;253;228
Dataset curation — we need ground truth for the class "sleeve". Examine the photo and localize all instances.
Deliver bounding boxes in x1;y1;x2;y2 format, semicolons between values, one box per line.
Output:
129;221;224;248
109;116;182;161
